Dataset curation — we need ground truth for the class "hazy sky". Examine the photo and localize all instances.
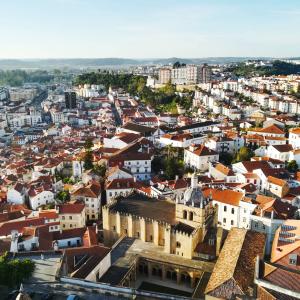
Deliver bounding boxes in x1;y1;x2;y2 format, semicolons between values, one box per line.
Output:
0;0;299;58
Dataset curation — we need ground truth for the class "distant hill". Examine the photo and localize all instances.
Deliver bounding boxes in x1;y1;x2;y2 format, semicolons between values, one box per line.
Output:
0;57;298;70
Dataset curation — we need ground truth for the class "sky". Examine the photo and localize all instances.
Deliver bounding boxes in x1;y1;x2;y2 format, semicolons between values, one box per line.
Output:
0;0;299;59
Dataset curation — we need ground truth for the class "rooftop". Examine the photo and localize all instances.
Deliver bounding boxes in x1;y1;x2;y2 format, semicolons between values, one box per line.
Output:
109;193;176;225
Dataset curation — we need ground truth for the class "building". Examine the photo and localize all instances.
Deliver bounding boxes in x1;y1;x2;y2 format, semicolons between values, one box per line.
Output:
57;202;86;230
203;188;257;230
289;127;300;149
106;178;135;204
255;220;300;299
205;228;265;300
184;145;219;172
103;175;215;260
65;91;77;109
158;68;172;84
199;64;212;83
250;195;296;255
71;182;102;221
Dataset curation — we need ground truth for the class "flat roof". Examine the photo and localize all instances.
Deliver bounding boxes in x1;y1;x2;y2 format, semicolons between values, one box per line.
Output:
99;237;215;286
110;194;176;225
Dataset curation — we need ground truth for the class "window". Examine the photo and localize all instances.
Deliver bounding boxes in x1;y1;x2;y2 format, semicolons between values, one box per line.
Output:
223;218;226;223
62;216;65;220
113;226;116;231
63;224;66;228
183;210;187;219
69;216;72;220
137;232;140;238
289;254;297;265
70;224;72;228
231;208;235;214
176;242;181;248
231;220;234;225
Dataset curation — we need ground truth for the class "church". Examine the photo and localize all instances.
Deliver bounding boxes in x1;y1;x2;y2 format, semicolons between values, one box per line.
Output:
102;174;216;259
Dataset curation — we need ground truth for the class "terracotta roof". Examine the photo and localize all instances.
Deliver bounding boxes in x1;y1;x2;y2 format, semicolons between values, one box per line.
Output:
72;182;101;198
106;178;135;190
203;188;244;206
240;160;271;172
289;127;300;135
268;176;287;187
190;145;218;156
57;203;85;214
64;245;110;278
38;209;59;219
115;132;141;144
0;217;45;236
271;220;300;264
205;228;265;298
260;125;285;134
271;144;293;153
214;163;235;176
255;196;296;219
263;262;300;293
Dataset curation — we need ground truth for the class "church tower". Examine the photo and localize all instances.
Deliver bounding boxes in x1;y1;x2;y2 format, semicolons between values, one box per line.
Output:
175;173;211;228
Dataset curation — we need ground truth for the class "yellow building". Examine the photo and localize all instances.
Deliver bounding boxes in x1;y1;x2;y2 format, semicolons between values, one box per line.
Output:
103;175;215;259
57;202;86;230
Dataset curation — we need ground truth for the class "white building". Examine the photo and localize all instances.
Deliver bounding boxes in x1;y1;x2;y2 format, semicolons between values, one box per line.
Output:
184;145;219;172
207;189;257;231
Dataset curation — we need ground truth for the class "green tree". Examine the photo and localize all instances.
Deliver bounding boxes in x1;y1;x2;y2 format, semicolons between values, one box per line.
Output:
165;158;177;180
0;252;35;287
287;160;298;172
84;139;93;150
233;146;254;163
83;150;94;170
57;190;70;202
219;152;234;165
93;164;107;177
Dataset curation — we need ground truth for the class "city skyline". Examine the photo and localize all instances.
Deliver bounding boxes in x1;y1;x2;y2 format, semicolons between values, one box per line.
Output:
0;0;300;59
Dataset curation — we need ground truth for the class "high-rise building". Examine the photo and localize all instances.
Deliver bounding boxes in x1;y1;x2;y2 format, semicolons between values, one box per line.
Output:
158;68;171;84
200;64;212;83
65;91;77;109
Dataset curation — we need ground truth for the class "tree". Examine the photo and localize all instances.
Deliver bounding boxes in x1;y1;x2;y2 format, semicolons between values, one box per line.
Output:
287;160;298;173
165;158;178;180
93;164;107;177
57;190;70;202
233;146;254;163
219;152;234;165
0;252;35;287
83;150;94;170
84;139;93;150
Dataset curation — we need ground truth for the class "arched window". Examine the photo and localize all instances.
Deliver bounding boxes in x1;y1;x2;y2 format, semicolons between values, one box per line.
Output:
183;210;187;219
189;211;193;221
